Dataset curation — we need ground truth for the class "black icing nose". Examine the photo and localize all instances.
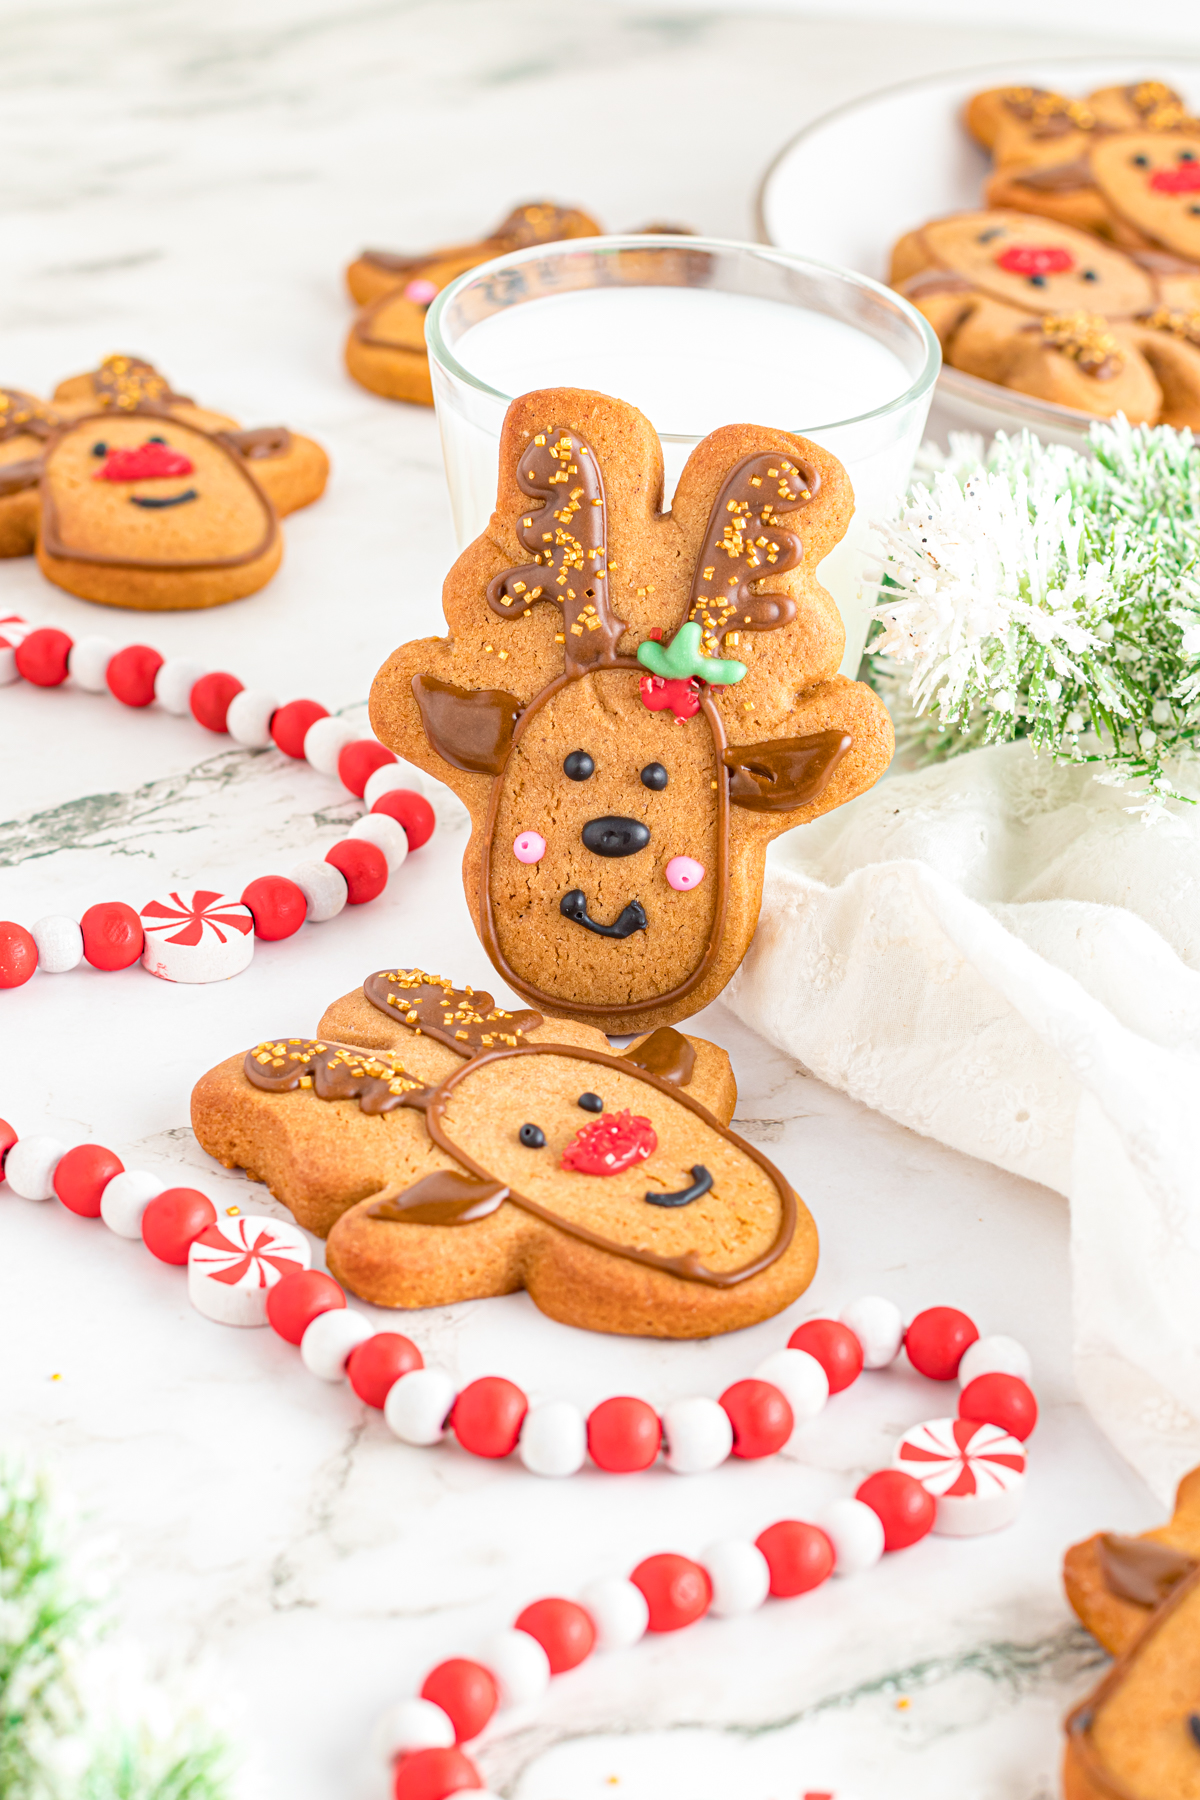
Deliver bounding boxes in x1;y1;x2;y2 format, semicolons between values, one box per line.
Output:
581;815;651;858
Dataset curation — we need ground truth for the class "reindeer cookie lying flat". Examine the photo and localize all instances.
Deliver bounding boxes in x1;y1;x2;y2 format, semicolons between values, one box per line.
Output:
369;390;893;1032
0;355;328;609
191;968;816;1337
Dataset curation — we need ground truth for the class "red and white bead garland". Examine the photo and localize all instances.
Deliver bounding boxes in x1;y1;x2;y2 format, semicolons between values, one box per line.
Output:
0;1117;1040;1505
0;614;435;988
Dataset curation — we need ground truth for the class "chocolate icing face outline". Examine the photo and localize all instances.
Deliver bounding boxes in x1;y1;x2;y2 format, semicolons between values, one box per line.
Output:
39;411;278;572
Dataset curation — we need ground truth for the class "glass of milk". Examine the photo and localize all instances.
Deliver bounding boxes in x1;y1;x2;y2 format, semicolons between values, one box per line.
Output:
425;236;939;675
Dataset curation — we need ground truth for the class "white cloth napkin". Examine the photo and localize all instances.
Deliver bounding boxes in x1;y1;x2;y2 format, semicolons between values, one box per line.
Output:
725;739;1200;1504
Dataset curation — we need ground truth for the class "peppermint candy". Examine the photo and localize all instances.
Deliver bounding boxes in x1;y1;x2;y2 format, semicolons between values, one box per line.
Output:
140;890;254;983
187;1214;310;1326
893;1416;1026;1537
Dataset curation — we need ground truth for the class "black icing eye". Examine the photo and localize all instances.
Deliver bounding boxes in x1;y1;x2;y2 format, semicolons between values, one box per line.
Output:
563;750;594;781
1081;268;1098;281
977;228;1004;243
640;762;668;791
147;434;167;444
1191;204;1200;215
519;1123;546;1148
1180;150;1197;162
91;441;107;457
1133;154;1150;167
1028;274;1047;287
577;1092;603;1113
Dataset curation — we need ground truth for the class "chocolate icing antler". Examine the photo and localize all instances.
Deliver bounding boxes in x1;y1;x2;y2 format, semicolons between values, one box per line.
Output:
363;968;543;1052
0;390;60;444
90;354;192;413
486;428;626;675
244;1040;432;1114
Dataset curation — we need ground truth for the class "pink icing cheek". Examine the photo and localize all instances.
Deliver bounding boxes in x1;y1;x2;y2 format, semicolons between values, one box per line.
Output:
665;856;705;891
513;831;547;864
403;278;439;305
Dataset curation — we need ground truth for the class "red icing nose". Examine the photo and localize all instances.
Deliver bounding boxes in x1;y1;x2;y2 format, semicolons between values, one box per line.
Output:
995;244;1075;276
561;1110;658;1176
94;441;195;482
1150;162;1200;194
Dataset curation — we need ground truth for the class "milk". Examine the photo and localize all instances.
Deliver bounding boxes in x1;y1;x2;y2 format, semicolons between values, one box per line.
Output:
432;282;931;674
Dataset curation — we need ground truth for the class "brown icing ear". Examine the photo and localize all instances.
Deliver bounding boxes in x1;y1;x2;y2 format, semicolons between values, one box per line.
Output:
485;427;626;674
412;674;522;776
218;426;293;462
724;730;851;812
0;456;44;498
622;1027;696;1085
367;1170;509;1224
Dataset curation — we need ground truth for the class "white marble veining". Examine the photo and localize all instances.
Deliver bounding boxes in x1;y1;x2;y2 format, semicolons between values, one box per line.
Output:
0;4;1181;1796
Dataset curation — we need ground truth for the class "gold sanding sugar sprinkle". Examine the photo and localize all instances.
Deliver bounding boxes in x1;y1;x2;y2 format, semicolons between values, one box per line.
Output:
1141;305;1200;343
1040;312;1122;372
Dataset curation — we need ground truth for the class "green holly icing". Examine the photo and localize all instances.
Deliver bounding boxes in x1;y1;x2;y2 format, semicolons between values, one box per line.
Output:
636;622;747;686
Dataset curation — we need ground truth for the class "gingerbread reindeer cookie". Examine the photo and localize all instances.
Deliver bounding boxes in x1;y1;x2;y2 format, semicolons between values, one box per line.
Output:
344;202;602;405
891;210;1200;426
0;354;329;609
369;390;892;1032
191;967;817;1337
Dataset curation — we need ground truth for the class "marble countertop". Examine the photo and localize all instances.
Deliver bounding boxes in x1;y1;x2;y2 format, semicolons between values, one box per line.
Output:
0;3;1178;1796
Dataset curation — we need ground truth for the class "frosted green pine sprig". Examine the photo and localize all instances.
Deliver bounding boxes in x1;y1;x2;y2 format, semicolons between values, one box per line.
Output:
866;417;1200;820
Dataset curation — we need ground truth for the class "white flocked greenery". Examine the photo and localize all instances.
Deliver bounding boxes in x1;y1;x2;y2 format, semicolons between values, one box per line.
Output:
0;1452;232;1800
866;418;1200;821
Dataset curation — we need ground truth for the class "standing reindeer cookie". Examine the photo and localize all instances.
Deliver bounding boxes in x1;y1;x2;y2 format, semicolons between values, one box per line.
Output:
370;390;893;1032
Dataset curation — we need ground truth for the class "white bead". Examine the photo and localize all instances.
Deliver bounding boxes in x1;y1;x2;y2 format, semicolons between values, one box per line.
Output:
363;760;423;809
661;1395;733;1473
225;687;279;749
67;634;118;691
518;1400;587;1477
0;616;30;685
371;1697;455;1763
346;810;408;874
702;1539;770;1617
154;656;207;715
840;1295;905;1369
4;1136;66;1200
140;892;255;984
579;1575;650;1651
300;1308;374;1380
958;1334;1033;1388
288;859;347;923
820;1498;885;1575
100;1169;165;1237
753;1349;829;1434
30;916;83;974
384;1367;457;1445
303;714;357;777
187;1214;310;1325
479;1628;550;1706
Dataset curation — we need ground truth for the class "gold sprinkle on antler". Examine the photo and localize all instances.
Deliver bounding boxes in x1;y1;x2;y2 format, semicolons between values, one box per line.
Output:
91;354;191;413
363;969;543;1054
1037;312;1123;378
243;1039;431;1114
1140;305;1200;346
683;452;819;653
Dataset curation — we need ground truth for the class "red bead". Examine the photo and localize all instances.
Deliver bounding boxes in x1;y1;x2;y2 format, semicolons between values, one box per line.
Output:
419;1659;497;1745
514;1597;595;1673
52;1144;123;1217
0;923;38;988
240;875;307;941
755;1520;835;1597
141;1187;218;1263
270;698;328;758
587;1396;661;1472
106;644;164;708
856;1469;936;1551
787;1319;864;1393
451;1376;528;1459
0;1119;18;1173
630;1553;712;1632
905;1307;980;1381
265;1269;346;1344
80;902;143;971
337;738;395;797
325;837;388;904
719;1379;794;1459
15;627;72;687
392;1747;482;1800
190;671;244;733
346;1332;423;1408
959;1372;1039;1441
372;788;436;850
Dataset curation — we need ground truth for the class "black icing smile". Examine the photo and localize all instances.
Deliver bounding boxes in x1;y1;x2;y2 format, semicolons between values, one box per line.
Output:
129;488;200;509
560;890;647;939
645;1164;713;1208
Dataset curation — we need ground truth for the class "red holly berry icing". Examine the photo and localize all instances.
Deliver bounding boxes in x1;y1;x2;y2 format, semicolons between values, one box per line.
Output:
561;1110;658;1176
994;244;1074;276
94;441;195;482
639;673;702;721
1150;162;1200;195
